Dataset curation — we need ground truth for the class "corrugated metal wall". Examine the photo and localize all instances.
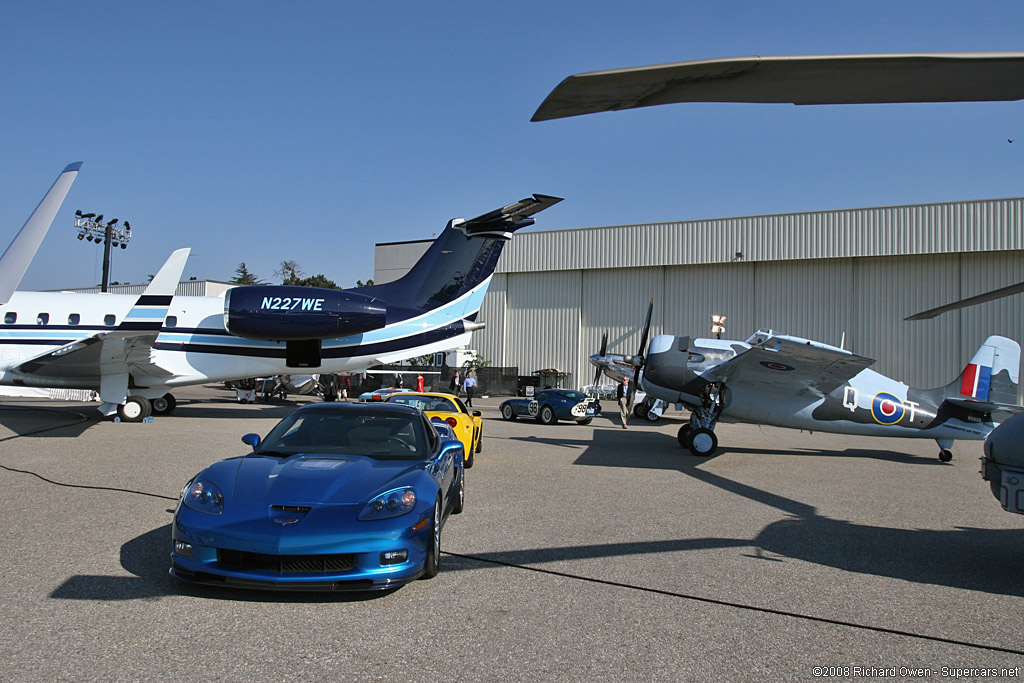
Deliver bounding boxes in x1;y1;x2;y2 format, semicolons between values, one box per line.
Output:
376;196;1024;393
496;197;1024;273
504;271;581;382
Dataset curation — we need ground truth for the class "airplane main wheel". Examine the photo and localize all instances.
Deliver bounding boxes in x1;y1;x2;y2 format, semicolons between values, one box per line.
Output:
644;409;661;423
677;424;692;448
117;395;152;423
633;403;649;419
151;394;176;415
939;449;953;463
687;427;718;457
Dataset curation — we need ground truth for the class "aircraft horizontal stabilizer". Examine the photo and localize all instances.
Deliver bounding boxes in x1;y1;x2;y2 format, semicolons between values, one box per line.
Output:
459;194;563;236
0;162;82;305
944;397;1024;421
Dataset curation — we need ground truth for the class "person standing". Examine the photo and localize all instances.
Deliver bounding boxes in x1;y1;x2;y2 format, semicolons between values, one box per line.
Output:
463;371;477;407
617;377;630;429
416;373;425;393
449;371;462;396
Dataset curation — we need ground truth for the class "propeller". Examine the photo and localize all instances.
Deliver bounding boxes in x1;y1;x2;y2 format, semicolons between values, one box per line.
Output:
592;331;608;386
628;299;654;408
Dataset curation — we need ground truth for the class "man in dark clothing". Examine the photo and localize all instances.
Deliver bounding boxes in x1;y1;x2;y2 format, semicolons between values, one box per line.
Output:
616;377;630;429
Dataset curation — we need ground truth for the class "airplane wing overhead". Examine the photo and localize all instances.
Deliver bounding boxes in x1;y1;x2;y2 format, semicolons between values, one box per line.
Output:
532;52;1024;121
0;162;82;304
905;281;1024;320
709;336;875;398
9;248;190;387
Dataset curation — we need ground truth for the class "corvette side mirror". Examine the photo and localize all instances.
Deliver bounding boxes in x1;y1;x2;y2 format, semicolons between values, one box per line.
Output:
241;433;261;449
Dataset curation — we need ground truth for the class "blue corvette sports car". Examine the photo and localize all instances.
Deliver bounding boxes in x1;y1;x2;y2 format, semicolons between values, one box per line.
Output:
170;402;465;591
499;389;601;425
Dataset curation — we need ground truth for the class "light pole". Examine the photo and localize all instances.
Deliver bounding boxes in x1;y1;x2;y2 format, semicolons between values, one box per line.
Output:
75;211;132;292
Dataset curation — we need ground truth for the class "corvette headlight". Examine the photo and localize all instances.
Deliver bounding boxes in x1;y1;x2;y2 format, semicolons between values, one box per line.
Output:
181;478;225;515
358;487;416;521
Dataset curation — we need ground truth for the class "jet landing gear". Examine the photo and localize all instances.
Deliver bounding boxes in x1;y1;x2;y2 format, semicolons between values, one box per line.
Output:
936;438;954;463
678;382;728;457
112;393;177;422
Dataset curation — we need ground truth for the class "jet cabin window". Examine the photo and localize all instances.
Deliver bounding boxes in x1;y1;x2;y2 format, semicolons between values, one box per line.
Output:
3;312;15;325
68;313;80;326
36;313;49;325
165;316;177;328
104;314;116;327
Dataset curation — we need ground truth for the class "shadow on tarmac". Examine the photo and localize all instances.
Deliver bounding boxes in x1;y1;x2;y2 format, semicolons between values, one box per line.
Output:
49;524;395;603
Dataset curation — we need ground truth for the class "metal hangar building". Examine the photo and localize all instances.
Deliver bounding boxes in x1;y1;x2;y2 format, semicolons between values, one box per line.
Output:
374;196;1024;391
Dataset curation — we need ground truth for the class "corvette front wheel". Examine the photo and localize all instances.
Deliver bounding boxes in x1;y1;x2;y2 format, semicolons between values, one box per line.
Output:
421;498;441;580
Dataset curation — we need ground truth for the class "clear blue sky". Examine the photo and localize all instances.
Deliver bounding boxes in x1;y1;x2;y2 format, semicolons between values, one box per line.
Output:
1;1;1021;290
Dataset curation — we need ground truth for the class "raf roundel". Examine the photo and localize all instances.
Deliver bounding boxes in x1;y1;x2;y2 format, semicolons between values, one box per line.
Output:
871;392;905;425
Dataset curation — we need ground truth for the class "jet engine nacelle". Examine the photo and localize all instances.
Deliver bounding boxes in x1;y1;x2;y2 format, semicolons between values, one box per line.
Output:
224;286;387;341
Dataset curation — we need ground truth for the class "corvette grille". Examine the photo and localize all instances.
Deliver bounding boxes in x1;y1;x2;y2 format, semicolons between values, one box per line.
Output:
217;549;355;573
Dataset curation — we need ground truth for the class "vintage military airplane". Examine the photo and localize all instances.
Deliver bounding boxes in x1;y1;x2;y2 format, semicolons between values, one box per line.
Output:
635;322;1022;460
0;163;561;420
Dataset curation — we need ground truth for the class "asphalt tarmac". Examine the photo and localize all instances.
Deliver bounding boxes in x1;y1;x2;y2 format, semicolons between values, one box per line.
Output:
1;385;1022;682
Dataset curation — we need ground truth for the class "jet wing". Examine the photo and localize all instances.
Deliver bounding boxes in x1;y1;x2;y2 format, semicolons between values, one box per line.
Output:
9;249;190;387
532;52;1024;121
708;336;875;398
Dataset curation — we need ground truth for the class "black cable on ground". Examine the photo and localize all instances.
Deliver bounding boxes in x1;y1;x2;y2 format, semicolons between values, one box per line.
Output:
0;404;178;501
443;550;1024;657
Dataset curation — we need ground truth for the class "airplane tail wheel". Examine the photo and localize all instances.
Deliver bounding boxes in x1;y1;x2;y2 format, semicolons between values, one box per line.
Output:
117;395;152;423
939;449;953;463
151;394;176;415
677;424;691;448
687;427;718;457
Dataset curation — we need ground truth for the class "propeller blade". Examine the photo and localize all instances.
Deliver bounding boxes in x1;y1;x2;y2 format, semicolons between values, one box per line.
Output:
629;299;654;408
592;331;608;386
636;299;653;360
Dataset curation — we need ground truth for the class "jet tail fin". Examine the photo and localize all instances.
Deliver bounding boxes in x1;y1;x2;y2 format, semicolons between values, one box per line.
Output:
355;194;561;316
0;162;82;305
945;335;1021;404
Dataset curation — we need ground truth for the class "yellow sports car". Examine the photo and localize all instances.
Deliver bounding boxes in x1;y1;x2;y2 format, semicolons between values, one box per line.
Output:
385;392;483;467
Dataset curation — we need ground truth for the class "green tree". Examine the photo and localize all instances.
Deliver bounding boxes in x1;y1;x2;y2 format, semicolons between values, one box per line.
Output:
275;260;304;283
462;354;491;373
356;278;375;287
286;274;339;289
229;262;266;285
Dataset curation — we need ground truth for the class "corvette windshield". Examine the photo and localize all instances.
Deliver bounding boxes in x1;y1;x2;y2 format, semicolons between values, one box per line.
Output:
256;411;425;459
